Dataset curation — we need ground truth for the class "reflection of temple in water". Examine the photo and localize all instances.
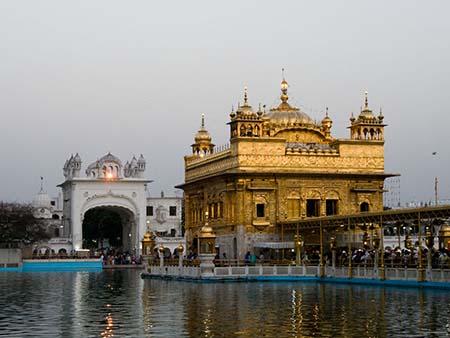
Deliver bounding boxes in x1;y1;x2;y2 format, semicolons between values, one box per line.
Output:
171;281;447;337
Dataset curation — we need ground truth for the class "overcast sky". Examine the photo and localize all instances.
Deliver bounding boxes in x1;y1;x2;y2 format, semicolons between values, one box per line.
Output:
1;1;449;205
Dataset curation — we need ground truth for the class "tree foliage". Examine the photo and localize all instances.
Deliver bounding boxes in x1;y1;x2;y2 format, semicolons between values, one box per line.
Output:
0;202;50;246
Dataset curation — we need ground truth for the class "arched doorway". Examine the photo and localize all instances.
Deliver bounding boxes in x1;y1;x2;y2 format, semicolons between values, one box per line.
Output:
82;206;135;252
360;202;370;213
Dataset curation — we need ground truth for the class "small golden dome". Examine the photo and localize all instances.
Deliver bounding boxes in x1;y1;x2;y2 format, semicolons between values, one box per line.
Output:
321;107;332;124
194;114;212;142
358;91;376;120
235;87;257;118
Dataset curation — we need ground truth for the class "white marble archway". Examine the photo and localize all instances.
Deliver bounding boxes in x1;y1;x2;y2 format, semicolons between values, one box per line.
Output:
72;192;142;253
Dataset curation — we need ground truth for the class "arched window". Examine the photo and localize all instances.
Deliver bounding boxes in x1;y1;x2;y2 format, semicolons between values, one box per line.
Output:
247;124;253;137
377;129;383;140
102;166;107;177
240;125;246;136
360;202;370;212
52;214;60;220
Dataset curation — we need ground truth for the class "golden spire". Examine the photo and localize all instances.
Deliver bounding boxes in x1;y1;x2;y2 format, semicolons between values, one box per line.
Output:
243;86;249;106
201;113;205;129
280;68;289;104
270;68;299;112
359;90;375;119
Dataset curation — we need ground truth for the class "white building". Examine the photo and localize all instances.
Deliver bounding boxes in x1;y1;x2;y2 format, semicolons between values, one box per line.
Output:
32;179;71;254
146;192;185;255
56;152;151;254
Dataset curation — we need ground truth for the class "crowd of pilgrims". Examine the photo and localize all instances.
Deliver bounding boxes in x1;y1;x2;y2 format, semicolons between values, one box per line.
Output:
100;249;143;265
317;247;450;268
98;245;450;268
207;247;450;268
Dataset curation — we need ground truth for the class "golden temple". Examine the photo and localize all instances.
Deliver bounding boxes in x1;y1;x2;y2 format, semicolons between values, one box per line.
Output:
178;74;393;259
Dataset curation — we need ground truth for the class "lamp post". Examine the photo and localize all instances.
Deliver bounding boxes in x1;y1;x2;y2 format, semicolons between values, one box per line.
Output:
294;234;304;266
362;232;370;251
379;216;386;280
393;225;401;249
425;226;434;280
319;221;325;278
417;212;426;282
177;243;184;270
432;151;438;206
348;218;353;279
373;231;380;277
141;231;155;257
329;236;337;274
158;244;165;268
198;211;216;278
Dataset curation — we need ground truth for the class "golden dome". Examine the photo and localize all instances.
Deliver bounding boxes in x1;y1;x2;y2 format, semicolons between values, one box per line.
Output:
235;87;257;118
265;76;315;126
358;91;376;120
194;114;212;143
321;108;332;124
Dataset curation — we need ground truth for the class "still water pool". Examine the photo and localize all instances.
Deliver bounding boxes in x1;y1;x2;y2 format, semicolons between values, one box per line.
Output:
0;270;449;337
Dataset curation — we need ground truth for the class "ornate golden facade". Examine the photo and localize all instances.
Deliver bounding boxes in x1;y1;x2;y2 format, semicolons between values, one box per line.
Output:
178;76;392;259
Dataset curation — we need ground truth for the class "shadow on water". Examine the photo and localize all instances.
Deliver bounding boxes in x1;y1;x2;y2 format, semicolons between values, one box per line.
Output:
0;270;449;337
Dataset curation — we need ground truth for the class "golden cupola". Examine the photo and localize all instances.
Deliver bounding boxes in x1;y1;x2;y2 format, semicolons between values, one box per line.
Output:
229;87;263;139
349;91;387;141
234;87;258;120
192;114;215;156
358;91;377;121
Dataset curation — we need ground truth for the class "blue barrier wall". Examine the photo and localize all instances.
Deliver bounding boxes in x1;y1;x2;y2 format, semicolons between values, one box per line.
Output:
21;260;102;272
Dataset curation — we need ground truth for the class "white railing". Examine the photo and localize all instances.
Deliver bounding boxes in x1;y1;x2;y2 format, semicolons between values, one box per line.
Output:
146;264;450;283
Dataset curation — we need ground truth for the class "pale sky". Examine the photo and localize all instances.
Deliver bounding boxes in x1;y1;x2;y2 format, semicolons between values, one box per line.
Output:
1;1;449;204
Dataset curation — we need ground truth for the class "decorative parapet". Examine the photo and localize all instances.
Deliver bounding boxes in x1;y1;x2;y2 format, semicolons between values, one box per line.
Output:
186;147;231;167
237;154;384;173
285;142;339;156
185;151;238;183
